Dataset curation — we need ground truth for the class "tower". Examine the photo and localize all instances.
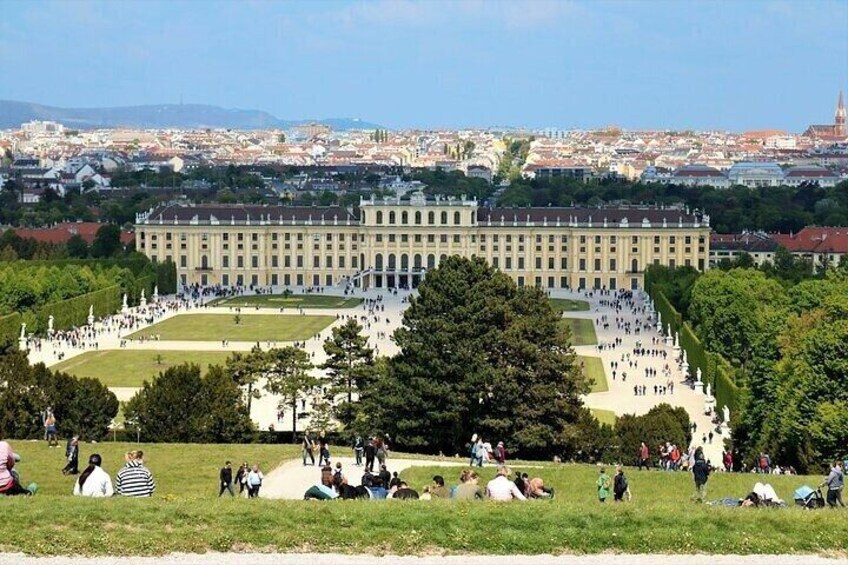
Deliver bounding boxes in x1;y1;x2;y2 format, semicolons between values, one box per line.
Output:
836;89;846;136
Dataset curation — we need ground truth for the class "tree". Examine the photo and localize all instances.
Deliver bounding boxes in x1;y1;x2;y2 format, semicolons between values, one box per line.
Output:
196;365;256;443
125;363;255;443
125;364;205;442
321;319;375;429
362;256;588;458
34;365;118;441
263;346;317;442
224;347;265;413
66;234;89;258
614;404;691;466
0;352;46;439
90;224;122;258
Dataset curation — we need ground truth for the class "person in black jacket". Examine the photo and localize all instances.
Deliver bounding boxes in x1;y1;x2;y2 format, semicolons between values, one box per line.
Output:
691;447;711;503
364;437;377;472
613;465;629;502
219;461;234;497
62;435;79;475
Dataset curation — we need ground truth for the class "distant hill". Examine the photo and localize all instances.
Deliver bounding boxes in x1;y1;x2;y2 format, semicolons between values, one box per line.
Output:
0;100;382;131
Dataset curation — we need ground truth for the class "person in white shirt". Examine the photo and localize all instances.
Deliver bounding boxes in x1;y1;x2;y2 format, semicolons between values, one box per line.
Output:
73;453;114;497
486;465;526;501
247;464;264;498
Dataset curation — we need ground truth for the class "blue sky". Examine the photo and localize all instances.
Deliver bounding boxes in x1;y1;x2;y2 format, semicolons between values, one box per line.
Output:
1;0;846;131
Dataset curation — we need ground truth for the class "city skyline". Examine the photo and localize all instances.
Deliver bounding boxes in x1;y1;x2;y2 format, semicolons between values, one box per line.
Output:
1;0;847;131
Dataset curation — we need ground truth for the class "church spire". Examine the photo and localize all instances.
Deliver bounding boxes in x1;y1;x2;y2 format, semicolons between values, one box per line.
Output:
836;89;846;136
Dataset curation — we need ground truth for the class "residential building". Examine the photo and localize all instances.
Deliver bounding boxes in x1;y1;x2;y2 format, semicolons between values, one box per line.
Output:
709;233;779;267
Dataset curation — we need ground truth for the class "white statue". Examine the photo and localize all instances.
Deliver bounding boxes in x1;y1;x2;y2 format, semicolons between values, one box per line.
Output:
696;367;703;383
722;405;730;424
88;305;94;318
674;332;680;348
139;289;147;307
705;383;712;398
19;322;26;339
657;311;662;325
152;285;159;301
122;294;128;309
48;315;54;332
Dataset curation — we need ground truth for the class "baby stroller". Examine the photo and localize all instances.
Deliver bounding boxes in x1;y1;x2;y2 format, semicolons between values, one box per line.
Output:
793;485;825;509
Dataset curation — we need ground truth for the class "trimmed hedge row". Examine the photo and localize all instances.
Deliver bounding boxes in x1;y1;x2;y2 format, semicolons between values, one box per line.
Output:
0;312;22;351
645;271;743;417
22;285;122;335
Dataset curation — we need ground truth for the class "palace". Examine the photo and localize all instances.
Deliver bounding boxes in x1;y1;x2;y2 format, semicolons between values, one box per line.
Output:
135;194;711;291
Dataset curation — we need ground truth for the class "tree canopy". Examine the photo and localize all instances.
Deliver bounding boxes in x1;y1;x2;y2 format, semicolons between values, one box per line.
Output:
362;256;588;458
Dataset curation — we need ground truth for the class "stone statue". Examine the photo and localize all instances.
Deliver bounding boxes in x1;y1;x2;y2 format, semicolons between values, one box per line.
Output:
657;312;662;325
705;383;712;398
19;322;26;339
88;305;94;318
674;332;680;348
48;315;54;332
696;367;703;383
152;285;159;301
722;405;730;424
122;294;128;309
139;289;147;307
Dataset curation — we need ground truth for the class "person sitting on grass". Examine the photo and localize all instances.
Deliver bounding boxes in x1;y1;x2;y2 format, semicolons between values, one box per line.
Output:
116;450;155;498
304;482;339;501
596;467;611;503
486;465;526;501
452;469;485;500
0;440;34;496
73;454;113;497
367;477;389;499
429;475;450;499
391;481;419;500
527;477;555;499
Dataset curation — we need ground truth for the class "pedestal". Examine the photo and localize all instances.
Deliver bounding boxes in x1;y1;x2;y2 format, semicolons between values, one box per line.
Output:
87;315;94;326
18;337;27;352
694;380;704;395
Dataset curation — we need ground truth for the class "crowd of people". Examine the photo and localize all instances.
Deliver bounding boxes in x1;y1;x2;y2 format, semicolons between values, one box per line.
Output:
302;462;553;502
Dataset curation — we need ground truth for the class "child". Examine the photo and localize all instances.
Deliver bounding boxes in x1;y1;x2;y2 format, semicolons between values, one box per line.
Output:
597;467;611;503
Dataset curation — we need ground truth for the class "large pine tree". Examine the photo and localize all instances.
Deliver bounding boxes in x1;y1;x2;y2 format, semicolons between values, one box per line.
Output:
367;256;588;458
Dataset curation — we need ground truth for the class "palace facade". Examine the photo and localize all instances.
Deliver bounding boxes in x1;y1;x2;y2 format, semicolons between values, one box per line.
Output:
135;194;711;291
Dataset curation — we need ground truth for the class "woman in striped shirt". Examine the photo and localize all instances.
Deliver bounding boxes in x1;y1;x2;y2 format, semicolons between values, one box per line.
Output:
116;450;155;497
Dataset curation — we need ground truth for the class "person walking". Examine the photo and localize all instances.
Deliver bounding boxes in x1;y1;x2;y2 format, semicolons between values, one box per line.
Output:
302;432;316;466
73;454;113;497
116;451;155;497
247;464;263;498
638;441;651;470
596;467;611;503
691;447;710;503
819;461;845;508
353;435;364;467
44;408;58;447
613;465;629;502
365;437;377;472
62;435;80;475
219;461;234;497
318;439;331;467
235;461;248;496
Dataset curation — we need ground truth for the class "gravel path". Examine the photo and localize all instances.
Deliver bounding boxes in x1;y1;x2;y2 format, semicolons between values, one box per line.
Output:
260;455;464;499
0;553;843;565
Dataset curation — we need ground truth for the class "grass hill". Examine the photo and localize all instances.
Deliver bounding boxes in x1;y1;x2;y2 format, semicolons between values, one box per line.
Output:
2;441;845;556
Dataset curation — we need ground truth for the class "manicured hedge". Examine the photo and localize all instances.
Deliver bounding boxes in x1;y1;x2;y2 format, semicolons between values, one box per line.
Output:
0;312;22;351
645;271;743;416
22;285;122;334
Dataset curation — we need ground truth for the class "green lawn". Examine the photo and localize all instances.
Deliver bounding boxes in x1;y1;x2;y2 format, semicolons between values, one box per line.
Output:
208;294;363;309
578;355;608;393
590;408;617;426
125;314;334;342
2;441;845;556
561;317;598;346
549;298;590;312
50;350;235;387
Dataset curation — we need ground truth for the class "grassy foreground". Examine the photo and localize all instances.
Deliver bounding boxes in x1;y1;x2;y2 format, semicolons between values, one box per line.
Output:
51;350;234;387
208;294;363;309
126;314;334;342
1;442;845;557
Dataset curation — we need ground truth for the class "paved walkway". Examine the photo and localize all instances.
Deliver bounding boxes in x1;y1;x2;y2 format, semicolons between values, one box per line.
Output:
0;553;842;565
260;455;465;499
570;289;725;465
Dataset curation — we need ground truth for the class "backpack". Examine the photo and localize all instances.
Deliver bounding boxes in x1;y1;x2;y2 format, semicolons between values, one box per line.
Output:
614;474;628;494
